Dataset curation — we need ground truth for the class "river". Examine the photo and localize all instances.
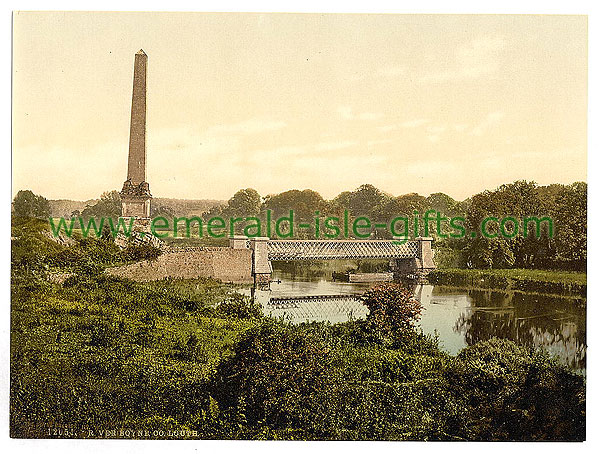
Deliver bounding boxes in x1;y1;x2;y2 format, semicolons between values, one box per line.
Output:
243;265;586;373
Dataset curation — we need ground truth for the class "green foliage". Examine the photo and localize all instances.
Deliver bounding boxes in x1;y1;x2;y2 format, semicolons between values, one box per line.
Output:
151;204;176;219
205;320;584;440
11;269;252;438
552;182;586;267
13;190;51;219
445;338;585;440
216;293;262;320
81;190;122;219
122;242;162;262
428;268;586;297
224;188;262;217
211;321;333;432
432;245;466;269
361;284;422;340
463;180;586;270
10;214;585;441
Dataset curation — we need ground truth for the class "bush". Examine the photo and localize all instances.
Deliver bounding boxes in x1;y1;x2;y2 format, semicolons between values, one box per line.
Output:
446;338;586;441
361;284;422;339
123;243;162;262
210;321;332;430
216;293;262;320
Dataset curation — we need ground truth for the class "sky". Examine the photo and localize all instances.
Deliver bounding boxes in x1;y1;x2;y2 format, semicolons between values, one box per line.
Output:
12;12;587;202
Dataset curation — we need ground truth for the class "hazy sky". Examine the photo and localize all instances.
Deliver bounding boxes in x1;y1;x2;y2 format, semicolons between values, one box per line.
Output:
12;12;587;201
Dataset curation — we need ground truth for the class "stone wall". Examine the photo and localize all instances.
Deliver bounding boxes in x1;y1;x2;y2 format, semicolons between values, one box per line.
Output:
106;247;253;283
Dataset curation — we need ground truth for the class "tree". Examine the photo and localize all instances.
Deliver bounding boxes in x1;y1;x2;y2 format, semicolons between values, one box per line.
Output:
361;283;422;339
346;184;388;217
223;188;262;218
262;189;329;239
81;191;121;219
425;192;462;218
13;190;51;219
462;181;553;269
151;204;175;219
379;193;426;223
551;182;586;269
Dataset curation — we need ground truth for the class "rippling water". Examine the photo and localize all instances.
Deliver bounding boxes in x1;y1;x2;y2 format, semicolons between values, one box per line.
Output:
242;267;586;373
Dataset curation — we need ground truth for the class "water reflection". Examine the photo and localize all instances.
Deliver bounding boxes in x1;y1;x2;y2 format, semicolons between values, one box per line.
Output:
244;268;586;372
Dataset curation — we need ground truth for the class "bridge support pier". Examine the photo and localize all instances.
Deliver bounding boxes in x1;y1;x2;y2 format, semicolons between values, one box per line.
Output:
390;237;435;281
250;236;272;287
229;235;249;249
229;235;272;287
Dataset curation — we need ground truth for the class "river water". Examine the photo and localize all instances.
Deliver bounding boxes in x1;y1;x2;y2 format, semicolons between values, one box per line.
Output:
244;266;586;373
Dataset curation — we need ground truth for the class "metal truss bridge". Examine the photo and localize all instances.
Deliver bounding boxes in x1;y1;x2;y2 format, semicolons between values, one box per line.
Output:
266;239;419;261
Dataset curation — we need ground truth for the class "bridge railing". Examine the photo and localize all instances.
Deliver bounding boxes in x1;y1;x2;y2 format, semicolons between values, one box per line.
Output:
266;239;419;260
229;236;436;281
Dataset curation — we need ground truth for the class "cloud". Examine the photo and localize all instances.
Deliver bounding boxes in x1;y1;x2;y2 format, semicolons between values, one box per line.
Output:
421;36;506;83
405;160;459;176
367;139;393;147
400;119;429;128
471;111;505;136
424;125;447;143
208;118;287;135
347;65;406;82
358;112;384;121
315;140;358;152
426;125;447;134
378;119;429;132
337;105;354;120
337;106;383;121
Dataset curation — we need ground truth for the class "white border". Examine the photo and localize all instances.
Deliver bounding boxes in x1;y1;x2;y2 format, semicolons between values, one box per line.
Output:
3;2;597;453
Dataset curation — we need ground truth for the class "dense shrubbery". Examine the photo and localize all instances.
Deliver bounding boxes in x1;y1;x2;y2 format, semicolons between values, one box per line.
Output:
12;216;161;271
361;284;422;340
216;293;262;320
428;268;586;298
10;216;585;440
446;339;585;440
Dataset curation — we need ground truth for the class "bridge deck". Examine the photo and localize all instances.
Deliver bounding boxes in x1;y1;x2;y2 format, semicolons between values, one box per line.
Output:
267;239;418;260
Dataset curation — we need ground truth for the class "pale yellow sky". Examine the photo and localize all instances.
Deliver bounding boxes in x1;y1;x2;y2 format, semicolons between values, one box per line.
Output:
12;12;587;201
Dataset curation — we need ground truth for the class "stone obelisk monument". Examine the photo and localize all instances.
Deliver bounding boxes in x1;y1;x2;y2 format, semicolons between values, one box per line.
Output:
120;49;152;220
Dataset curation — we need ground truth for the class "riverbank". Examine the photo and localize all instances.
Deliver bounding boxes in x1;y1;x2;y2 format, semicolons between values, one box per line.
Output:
10;217;587;440
427;268;586;298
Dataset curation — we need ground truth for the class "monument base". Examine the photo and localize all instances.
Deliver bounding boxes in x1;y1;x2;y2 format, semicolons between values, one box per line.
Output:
114;217;163;249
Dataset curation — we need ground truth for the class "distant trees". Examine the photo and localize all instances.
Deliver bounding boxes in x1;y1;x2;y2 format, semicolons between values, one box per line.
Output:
460;180;586;270
81;191;121;219
337;184;387;218
151;204;175;219
12;190;50;219
551;182;587;268
224;188;262;218
12;179;587;271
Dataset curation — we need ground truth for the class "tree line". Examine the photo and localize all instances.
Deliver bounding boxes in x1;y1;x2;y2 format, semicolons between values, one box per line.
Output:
13;180;586;271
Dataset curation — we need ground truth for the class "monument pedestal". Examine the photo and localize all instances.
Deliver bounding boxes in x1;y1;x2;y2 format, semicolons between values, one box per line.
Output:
114;216;163;249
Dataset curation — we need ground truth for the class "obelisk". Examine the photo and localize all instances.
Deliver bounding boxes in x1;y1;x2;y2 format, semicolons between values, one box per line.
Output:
127;49;147;185
120;49;152;219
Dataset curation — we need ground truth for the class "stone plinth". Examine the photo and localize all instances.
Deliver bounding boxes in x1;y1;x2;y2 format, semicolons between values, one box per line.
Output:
230;235;250;249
